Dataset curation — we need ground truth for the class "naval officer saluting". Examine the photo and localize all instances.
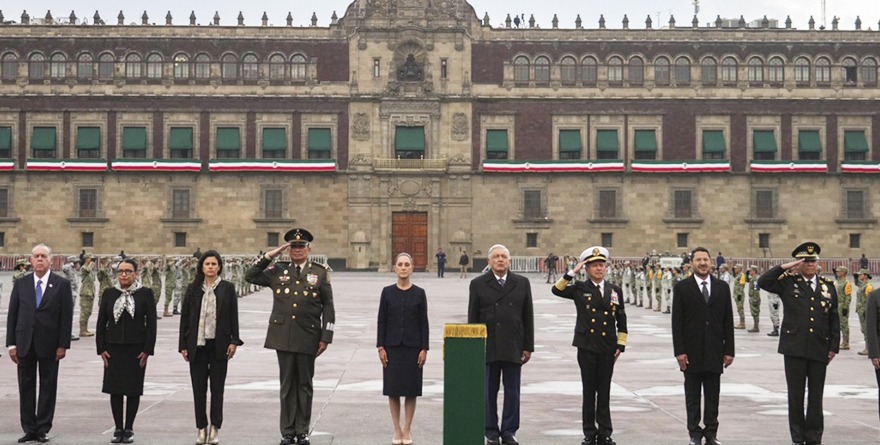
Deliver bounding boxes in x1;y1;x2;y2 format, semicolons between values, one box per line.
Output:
246;228;335;445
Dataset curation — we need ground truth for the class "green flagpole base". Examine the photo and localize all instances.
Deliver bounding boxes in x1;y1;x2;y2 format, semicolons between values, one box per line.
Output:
443;323;487;445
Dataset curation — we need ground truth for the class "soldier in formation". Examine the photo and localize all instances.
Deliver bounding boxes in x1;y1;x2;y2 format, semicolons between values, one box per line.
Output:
746;266;762;333
79;254;96;337
833;266;854;350
61;255;81;341
857;268;874;356
732;264;747;329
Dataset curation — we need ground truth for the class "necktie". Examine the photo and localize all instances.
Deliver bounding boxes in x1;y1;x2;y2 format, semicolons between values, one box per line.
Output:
36;279;43;307
497;278;505;287
295;265;301;276
809;279;815;292
701;281;710;303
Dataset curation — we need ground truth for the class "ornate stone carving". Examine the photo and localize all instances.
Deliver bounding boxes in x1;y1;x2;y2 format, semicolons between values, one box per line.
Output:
349;153;372;166
399;179;421;196
397;54;424;81
403;198;417;210
451;112;469;141
429;0;459;18
386;180;399;197
448;154;470;165
366;0;396;17
349;175;371;197
352;113;371;141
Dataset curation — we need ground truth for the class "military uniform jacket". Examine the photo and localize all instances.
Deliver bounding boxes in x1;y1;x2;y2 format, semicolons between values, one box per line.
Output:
80;262;95;297
246;256;335;354
552;276;627;355
758;265;840;362
733;273;746;295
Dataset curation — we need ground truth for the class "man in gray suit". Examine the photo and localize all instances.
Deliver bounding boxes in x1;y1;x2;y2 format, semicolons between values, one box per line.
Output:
468;244;534;445
6;243;74;443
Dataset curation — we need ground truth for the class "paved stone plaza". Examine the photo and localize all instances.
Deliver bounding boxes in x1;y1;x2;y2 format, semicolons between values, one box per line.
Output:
1;271;879;444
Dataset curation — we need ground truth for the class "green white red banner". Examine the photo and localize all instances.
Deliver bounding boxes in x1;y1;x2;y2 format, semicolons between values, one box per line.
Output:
482;160;625;173
208;160;336;172
630;161;730;173
750;161;828;173
111;159;202;172
26;159;108;172
841;162;880;173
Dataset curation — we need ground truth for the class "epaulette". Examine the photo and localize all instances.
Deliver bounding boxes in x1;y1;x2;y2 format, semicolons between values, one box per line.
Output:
820;276;834;284
779;270;797;280
313;262;330;269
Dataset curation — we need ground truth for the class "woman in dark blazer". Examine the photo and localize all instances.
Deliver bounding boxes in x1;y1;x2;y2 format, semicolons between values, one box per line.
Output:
179;250;243;445
377;253;429;445
866;286;880;424
95;258;157;444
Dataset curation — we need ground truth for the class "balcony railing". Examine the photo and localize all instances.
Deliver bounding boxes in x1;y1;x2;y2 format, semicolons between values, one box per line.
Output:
373;157;447;172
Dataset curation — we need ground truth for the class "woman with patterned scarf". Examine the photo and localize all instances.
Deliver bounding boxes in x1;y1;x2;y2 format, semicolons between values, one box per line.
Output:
95;258;157;443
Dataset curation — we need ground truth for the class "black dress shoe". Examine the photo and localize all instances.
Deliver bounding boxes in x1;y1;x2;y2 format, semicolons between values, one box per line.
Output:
121;429;133;444
296;433;310;445
280;434;295;445
110;429;124;444
17;433;36;443
581;436;596;445
34;433;49;443
704;436;721;445
596;435;616;445
500;436;518;445
486;438;501;445
688;434;702;445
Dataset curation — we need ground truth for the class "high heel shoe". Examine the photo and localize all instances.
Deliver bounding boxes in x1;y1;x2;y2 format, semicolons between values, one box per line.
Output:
402;435;413;445
208;425;219;445
392;437;403;445
197;428;207;444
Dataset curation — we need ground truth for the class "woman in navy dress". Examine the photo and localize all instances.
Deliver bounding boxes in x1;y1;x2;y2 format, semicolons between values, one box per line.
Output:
377;253;429;445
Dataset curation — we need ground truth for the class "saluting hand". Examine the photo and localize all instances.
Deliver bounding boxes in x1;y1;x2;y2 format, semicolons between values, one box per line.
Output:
267;243;292;259
570;260;588;276
780;259;805;270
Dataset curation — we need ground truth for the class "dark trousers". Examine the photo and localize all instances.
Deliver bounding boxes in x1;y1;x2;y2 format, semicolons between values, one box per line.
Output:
189;340;229;429
277;350;316;436
17;346;60;435
784;355;827;444
438;264;445;277
876;367;880;424
577;348;615;438
485;361;521;440
683;371;721;438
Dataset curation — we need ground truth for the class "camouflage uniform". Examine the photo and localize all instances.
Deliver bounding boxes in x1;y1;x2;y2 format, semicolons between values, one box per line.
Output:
163;258;176;316
149;260;162;318
97;258;113;303
636;269;646;307
653;266;663;311
856;269;874;355
61;256;81;339
834;267;854;349
79;255;96;336
733;265;746;329
765;291;782;336
746;267;761;332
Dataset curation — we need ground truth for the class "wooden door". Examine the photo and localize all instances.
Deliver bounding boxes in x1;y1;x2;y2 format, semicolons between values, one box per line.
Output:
392;212;428;271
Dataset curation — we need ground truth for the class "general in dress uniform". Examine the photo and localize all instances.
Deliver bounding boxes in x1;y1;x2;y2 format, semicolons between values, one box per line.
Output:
758;242;839;445
246;228;335;445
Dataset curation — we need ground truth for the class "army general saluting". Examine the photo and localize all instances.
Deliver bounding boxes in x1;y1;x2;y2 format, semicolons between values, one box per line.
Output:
246;228;335;445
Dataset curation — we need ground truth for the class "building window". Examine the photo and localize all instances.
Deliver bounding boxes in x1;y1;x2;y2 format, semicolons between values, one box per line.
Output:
753;189;776;219
174;232;187;248
860;58;877;86
121;126;148;158
596;129;619;159
0;188;9;217
768;57;784;83
307;128;332;159
795;57;810;83
676;233;689;249
78;188;98;218
291;54;307;80
758;233;770;249
264;189;283;219
601;232;613;248
607;56;623;82
28;53;47;79
526;232;538;248
0;126;12;159
673;190;694;219
173;54;190;79
633;129;657;160
513;56;530;83
171;189;191;219
82;232;94;248
221;54;238;79
146;53;163;79
582;57;597;84
216;127;241;158
842;58;857;83
269;54;285;79
753;130;777;161
534;56;550;82
654;57;670;85
844;130;869;161
1;53;18;80
98;53;115;79
262;127;287;159
242;54;259;80
49;53;67;79
76;127;101;159
373;58;381;78
559;129;582;160
0;232;5;247
268;232;280;247
194;54;211;79
597;189;618;219
701;57;717;84
721;57;737;82
674;57;691;85
522;190;544;219
816;58;831;83
628;57;644;84
486;129;509;160
850;233;861;249
394;126;425;159
561;57;576;84
440;58;448;79
702;130;726;160
169;127;194;159
845;189;867;219
124;53;142;78
748;57;764;83
797;130;822;161
31;126;57;159
76;53;93;79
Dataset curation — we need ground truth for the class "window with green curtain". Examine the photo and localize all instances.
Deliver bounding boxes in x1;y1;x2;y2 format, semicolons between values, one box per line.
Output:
0;126;13;156
262;128;287;151
596;129;619;152
753;130;777;152
486;129;509;160
169;127;193;159
76;127;101;158
634;129;657;151
122;127;147;150
395;127;426;151
559;130;582;152
32;127;57;158
844;130;869;152
702;130;726;153
307;128;331;159
216;127;241;158
797;130;822;153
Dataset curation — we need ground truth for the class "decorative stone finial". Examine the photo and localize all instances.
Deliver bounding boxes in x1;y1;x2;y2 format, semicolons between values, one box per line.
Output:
552;14;558;29
482;12;489;27
93;10;102;25
598;14;605;29
668;14;675;28
528;14;535;28
855;16;862;30
189;11;196;26
737;15;745;28
45;10;53;24
715;15;722;28
21;10;30;25
165;11;172;25
262;12;268;26
213;11;220;26
808;15;815;30
141;11;148;25
237;11;244;26
286;12;293;26
646;14;652;29
623;15;629;29
69;10;77;24
311;12;317;26
785;15;792;29
692;15;698;28
331;11;338;25
117;10;124;25
505;13;511;28
761;15;769;28
575;14;582;29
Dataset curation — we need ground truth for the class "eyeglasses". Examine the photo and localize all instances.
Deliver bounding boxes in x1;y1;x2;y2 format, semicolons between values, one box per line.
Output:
118;270;136;275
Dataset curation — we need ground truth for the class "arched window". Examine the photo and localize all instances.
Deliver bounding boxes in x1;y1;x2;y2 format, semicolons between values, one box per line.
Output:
721;57;737;82
98;53;115;79
77;53;93;79
28;53;47;80
747;57;763;82
815;57;831;83
125;53;142;78
560;57;576;84
628;57;644;84
146;53;163;79
534;56;550;82
513;56;530;83
242;54;259;80
581;57;597;84
221;54;238;80
768;57;784;82
654;57;670;85
842;57;858;83
861;58;878;85
269;54;286;80
607;56;623;82
194;54;211;79
1;53;18;80
173;54;190;79
794;57;810;83
50;53;67;79
701;57;717;84
674;57;691;84
291;54;307;80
